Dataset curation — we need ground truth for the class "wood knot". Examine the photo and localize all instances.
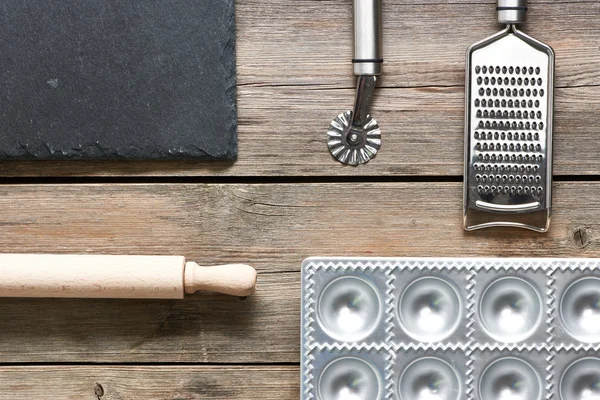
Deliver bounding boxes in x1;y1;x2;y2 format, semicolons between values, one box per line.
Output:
572;226;591;249
94;383;104;399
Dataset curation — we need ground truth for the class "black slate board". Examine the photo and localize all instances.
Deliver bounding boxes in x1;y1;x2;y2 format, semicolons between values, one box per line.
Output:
0;0;237;159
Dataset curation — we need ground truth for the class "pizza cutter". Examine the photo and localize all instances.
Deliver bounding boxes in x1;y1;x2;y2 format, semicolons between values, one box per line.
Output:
327;0;383;166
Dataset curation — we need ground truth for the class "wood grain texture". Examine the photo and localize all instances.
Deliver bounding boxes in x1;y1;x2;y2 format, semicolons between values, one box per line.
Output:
237;0;600;88
2;0;600;396
0;366;299;399
1;182;600;363
0;272;300;363
0;1;598;177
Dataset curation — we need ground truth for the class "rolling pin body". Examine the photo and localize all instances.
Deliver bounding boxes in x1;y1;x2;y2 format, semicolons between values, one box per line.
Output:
0;254;256;299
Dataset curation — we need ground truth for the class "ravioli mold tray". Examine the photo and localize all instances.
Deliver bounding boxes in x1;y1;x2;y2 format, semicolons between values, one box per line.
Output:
301;257;600;400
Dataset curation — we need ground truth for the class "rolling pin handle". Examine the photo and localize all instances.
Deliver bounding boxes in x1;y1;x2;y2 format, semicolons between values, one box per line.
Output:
184;263;257;297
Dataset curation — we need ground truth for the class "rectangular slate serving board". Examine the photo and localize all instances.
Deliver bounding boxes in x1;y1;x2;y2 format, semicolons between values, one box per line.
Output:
0;0;237;160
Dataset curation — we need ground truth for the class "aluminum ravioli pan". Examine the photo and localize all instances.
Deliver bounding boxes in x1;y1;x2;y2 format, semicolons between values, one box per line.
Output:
301;257;600;400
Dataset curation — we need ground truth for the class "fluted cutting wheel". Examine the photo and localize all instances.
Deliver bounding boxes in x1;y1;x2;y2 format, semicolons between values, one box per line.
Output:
327;111;381;166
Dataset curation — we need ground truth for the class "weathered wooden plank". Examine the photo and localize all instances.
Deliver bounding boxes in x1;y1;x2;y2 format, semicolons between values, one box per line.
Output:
0;1;598;177
0;182;599;362
1;85;599;177
0;366;300;399
237;1;600;88
0;272;300;363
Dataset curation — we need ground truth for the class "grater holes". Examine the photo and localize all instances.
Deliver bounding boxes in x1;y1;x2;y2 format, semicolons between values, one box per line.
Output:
476;178;544;197
472;64;547;192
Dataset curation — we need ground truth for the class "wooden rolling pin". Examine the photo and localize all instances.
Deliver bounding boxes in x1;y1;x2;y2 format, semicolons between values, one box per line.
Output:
0;254;257;298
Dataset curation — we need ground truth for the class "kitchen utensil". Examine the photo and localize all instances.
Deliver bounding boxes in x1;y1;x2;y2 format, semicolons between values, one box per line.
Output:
464;0;555;232
327;0;382;165
0;254;256;298
302;257;600;400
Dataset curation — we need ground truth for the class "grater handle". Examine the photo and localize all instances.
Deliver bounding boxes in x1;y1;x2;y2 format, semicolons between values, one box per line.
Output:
353;0;383;76
497;0;527;25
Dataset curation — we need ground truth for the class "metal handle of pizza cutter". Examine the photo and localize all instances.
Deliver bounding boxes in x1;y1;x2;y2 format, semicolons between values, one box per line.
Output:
353;0;383;76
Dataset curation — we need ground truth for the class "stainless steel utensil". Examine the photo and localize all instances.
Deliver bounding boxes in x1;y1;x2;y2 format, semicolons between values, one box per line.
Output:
302;257;600;400
464;0;555;232
327;0;382;165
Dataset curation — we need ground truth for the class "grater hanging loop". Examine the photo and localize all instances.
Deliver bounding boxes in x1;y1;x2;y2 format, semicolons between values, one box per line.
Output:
498;0;527;25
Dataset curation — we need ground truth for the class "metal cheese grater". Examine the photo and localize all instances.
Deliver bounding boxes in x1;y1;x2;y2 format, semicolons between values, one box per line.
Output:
327;0;382;166
464;0;555;232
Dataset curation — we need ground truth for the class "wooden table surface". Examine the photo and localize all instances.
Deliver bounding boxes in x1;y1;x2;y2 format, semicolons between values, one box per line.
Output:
1;0;599;398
